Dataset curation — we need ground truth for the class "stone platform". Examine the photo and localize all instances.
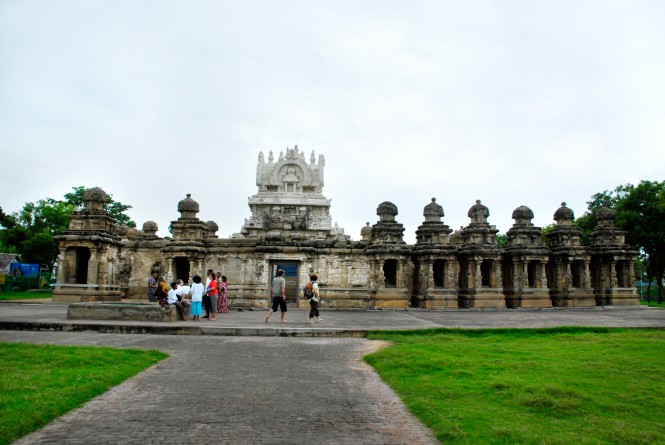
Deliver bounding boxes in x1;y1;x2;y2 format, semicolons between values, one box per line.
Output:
67;302;176;322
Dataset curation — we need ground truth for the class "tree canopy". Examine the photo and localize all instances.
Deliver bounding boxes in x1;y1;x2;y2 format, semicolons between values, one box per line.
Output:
63;186;136;228
575;180;665;301
0;187;135;269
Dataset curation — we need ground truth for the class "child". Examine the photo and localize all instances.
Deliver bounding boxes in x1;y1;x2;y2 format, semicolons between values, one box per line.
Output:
190;275;204;320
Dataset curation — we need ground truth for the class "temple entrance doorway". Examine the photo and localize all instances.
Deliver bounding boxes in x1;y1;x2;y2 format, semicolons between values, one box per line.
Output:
270;261;300;304
74;247;90;284
174;257;190;283
383;259;397;287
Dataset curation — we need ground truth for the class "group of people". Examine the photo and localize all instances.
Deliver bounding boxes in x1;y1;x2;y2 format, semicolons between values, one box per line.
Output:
265;269;322;324
148;268;323;324
147;270;229;321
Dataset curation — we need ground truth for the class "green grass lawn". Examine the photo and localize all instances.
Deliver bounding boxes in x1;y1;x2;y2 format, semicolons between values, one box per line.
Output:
366;327;665;445
641;299;665;308
0;342;168;445
0;291;52;301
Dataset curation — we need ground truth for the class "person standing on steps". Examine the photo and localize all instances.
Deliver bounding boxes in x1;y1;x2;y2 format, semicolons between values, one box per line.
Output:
265;268;287;323
147;271;159;302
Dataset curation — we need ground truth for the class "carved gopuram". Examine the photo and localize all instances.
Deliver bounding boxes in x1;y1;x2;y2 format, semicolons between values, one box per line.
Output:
503;206;550;308
53;148;640;309
366;201;412;309
546;203;595;307
53;188;124;302
588;206;637;306
413;198;457;308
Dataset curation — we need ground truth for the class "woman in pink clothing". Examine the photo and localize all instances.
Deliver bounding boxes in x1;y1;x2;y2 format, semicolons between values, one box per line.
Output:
217;273;229;313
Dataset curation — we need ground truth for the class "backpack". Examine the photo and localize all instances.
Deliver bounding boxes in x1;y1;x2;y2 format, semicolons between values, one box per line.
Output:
303;281;315;299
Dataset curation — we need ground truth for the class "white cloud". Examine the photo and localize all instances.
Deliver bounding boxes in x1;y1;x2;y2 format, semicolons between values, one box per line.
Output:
1;1;664;244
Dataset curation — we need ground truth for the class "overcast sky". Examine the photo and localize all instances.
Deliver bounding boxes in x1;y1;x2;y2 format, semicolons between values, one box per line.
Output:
1;1;664;244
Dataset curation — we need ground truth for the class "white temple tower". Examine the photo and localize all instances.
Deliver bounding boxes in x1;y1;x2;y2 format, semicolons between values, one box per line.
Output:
240;147;347;241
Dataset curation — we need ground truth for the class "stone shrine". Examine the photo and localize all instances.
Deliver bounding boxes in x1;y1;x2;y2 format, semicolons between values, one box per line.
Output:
53;148;639;309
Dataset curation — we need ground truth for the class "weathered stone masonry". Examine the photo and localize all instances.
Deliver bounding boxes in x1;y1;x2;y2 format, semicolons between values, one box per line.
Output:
53;148;639;309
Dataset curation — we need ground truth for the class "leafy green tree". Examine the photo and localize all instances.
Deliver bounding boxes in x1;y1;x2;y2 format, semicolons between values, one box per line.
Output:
540;223;554;246
0;199;74;268
496;233;507;248
63;186;136;228
0;187;136;269
577;181;665;302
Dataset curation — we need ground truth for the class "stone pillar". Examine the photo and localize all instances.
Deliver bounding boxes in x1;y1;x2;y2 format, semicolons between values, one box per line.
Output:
87;249;99;285
494;262;502;288
426;259;434;289
240;259;247;283
474;261;482;288
610;261;617;288
167;258;175;282
56;251;67;284
448;260;459;289
98;254;108;286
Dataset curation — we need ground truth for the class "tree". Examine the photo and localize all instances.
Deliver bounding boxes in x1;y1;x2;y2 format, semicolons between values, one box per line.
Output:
578;181;665;302
0;187;136;269
63;186;136;228
0;199;74;269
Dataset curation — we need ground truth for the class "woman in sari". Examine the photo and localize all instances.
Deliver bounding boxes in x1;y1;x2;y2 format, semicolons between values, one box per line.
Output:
217;273;229;313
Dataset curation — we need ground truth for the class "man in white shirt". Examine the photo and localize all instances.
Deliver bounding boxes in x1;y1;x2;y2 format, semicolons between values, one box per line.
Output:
169;280;192;320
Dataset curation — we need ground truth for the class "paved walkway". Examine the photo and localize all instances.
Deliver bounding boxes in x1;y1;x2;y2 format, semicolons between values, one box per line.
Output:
1;302;664;444
2;301;665;335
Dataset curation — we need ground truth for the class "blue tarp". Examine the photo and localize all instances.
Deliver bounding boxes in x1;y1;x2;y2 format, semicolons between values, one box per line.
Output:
9;263;40;277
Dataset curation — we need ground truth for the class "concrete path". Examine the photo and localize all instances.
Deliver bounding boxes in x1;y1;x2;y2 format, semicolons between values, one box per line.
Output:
1;302;665;335
1;302;664;444
2;331;437;445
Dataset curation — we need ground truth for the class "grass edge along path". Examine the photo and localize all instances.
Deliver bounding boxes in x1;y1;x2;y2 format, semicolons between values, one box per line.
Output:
365;327;665;445
0;342;168;445
0;291;52;301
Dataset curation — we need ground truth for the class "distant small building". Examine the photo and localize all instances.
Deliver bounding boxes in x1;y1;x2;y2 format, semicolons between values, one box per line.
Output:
0;253;20;275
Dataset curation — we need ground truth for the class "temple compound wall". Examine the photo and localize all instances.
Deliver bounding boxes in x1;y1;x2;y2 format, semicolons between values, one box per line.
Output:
53;148;639;309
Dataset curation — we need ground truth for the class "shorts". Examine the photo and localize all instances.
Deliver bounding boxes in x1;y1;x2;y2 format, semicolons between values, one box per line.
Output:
271;296;287;312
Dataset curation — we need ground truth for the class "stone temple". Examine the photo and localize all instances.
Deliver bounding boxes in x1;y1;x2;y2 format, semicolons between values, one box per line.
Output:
52;148;639;309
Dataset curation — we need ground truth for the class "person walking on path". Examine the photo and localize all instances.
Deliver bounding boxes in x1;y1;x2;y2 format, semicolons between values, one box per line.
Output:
190;275;204;320
206;271;219;321
147;272;158;302
217;273;229;313
307;273;322;324
265;269;287;323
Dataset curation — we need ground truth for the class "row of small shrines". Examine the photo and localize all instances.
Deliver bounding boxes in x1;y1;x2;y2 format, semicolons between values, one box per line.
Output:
51;189;639;309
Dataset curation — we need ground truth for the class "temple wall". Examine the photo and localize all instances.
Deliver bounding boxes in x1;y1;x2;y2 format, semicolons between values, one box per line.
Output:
53;174;641;309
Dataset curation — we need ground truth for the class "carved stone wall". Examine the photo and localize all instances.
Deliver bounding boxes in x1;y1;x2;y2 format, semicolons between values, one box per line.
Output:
54;154;640;309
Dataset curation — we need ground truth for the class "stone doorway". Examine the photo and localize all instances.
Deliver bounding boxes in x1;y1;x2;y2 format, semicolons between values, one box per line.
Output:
383;259;397;288
270;261;300;304
74;247;90;284
174;257;190;283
